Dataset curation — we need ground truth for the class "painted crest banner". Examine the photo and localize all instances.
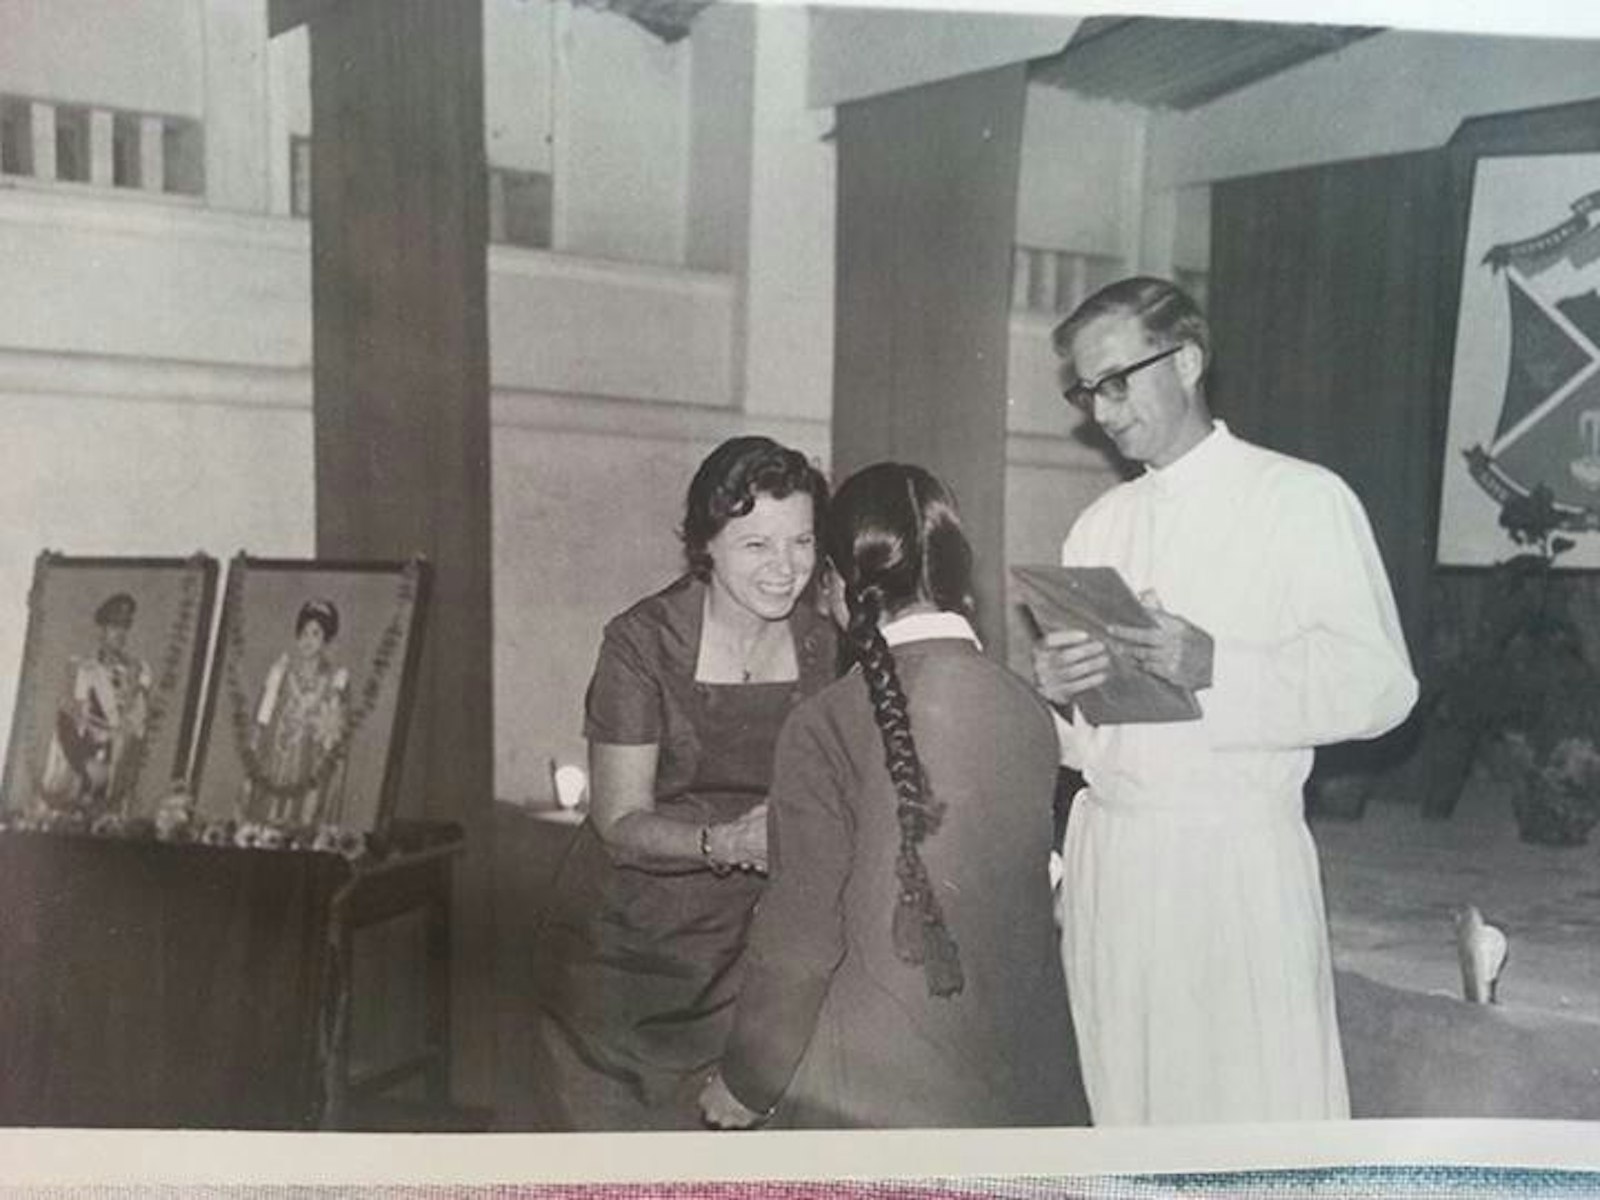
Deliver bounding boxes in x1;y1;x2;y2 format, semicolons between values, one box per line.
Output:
1438;153;1600;566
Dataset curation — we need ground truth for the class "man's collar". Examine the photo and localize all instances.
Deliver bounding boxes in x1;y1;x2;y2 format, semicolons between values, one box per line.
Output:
1142;419;1232;493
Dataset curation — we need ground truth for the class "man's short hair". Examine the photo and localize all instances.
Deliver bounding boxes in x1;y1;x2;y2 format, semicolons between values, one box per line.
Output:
1051;276;1210;372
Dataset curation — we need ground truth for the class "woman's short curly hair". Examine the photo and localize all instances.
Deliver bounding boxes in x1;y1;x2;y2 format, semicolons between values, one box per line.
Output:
681;436;829;580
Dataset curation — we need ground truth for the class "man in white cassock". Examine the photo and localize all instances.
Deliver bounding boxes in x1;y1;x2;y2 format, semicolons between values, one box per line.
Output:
1034;276;1418;1125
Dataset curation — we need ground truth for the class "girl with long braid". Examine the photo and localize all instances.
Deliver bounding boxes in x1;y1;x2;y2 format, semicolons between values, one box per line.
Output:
700;463;1087;1129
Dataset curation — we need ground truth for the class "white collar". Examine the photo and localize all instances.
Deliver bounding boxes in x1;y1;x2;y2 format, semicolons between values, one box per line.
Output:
1142;419;1234;497
881;610;982;649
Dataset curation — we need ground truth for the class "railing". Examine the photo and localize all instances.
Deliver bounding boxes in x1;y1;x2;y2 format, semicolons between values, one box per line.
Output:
0;94;203;197
1011;245;1208;317
1012;246;1123;316
290;134;552;249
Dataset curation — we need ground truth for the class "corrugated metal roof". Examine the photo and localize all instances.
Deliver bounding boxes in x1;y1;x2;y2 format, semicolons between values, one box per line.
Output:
573;0;714;43
1030;16;1382;110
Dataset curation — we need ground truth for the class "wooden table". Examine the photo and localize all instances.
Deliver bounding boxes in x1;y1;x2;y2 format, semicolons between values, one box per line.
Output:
0;823;462;1129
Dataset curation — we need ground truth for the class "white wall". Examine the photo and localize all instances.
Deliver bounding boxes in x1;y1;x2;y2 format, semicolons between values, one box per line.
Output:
492;247;736;404
0;191;309;367
1002;314;1124;673
485;0;555;174
1170;184;1211;272
1005;84;1142;608
807;7;1077;108
1149;28;1600;189
0;0;203;116
0;362;315;792
684;1;755;274
1003;439;1123;678
553;4;689;264
491;400;827;800
0;186;750;805
1016;86;1146;257
51;0;690;250
201;0;271;214
265;24;308;217
0;173;1114;800
741;4;835;422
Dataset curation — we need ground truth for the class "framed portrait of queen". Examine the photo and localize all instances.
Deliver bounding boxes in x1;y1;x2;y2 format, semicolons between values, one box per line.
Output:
0;553;218;823
190;555;431;836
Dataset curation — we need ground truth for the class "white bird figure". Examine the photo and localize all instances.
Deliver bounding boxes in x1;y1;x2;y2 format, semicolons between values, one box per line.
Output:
1453;904;1509;1005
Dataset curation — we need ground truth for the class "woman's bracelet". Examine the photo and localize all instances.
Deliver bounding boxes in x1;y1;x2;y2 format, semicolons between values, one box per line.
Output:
700;824;732;876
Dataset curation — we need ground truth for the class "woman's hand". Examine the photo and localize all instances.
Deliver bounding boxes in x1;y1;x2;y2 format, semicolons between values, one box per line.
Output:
711;803;769;873
698;1070;766;1130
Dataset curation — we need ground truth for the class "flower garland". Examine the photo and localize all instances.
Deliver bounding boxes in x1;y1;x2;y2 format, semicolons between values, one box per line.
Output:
2;784;377;863
223;558;419;806
115;567;203;798
0;780;463;866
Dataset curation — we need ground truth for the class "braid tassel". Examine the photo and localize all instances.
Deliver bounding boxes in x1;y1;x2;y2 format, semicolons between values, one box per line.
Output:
922;915;965;997
893;888;925;965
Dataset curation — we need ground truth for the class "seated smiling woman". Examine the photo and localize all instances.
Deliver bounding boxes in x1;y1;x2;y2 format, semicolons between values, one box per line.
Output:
532;435;837;1131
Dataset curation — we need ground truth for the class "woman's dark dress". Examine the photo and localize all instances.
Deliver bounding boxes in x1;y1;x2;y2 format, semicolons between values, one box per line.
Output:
534;575;836;1129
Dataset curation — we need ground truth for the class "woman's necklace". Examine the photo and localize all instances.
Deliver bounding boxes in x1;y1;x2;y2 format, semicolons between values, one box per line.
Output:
732;624;775;683
701;591;788;684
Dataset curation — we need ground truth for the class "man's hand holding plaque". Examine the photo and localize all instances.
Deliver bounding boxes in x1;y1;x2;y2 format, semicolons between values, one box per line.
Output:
1015;566;1204;726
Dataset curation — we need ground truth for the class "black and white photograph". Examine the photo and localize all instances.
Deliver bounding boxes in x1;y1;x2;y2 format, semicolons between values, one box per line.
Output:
2;0;1600;1193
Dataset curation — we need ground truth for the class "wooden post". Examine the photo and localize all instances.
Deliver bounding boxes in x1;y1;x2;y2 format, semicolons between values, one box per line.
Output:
274;0;493;1113
832;64;1026;656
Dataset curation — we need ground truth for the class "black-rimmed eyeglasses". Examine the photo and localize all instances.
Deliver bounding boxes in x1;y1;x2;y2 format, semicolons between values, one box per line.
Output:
1061;343;1183;416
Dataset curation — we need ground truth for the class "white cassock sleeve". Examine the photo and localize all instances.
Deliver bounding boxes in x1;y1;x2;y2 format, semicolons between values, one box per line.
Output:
1201;472;1418;751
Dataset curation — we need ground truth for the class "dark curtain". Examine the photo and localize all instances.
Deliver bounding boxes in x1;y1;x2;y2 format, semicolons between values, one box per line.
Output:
1209;98;1600;803
1210;151;1452;784
1210;150;1451;671
833;64;1027;656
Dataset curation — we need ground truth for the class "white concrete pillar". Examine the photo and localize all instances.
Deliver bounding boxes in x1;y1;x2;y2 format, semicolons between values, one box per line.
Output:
265;25;310;216
139;116;166;193
202;0;271;212
548;0;573;253
1138;188;1179;280
741;4;835;423
89;109;115;187
30;102;57;181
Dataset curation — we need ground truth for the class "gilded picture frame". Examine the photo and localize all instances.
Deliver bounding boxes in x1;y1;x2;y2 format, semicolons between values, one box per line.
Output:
189;554;431;836
0;552;218;823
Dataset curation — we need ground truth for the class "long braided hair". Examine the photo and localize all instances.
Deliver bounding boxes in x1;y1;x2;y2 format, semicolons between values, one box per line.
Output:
825;463;974;998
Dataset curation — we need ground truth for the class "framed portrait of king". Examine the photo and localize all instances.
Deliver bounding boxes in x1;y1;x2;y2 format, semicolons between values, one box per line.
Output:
189;555;431;836
0;553;219;823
